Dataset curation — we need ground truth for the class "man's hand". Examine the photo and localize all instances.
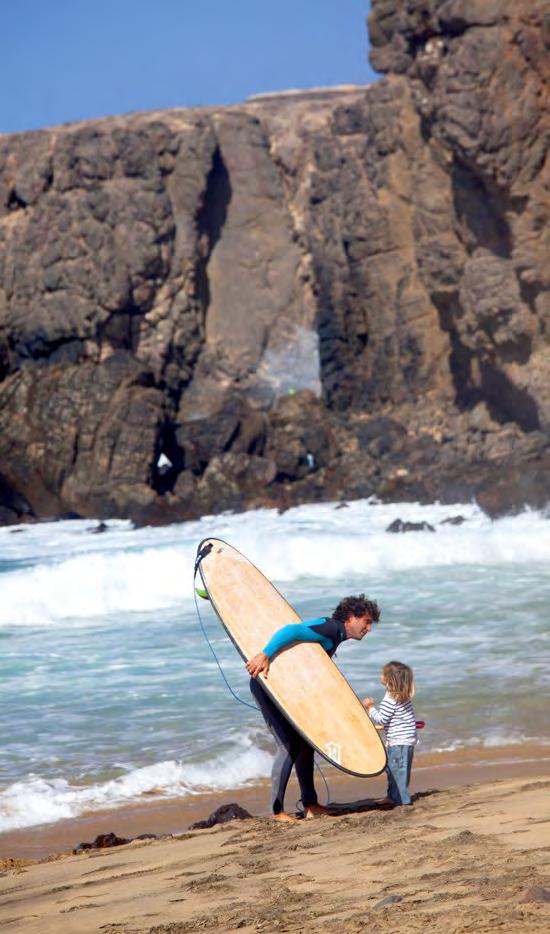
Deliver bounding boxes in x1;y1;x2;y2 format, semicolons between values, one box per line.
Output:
362;696;374;709
246;652;270;678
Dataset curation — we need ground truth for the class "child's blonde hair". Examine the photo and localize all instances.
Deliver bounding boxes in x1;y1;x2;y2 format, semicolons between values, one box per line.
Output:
383;660;415;704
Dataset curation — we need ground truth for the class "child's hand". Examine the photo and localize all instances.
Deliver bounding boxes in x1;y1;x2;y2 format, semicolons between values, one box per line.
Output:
362;697;374;709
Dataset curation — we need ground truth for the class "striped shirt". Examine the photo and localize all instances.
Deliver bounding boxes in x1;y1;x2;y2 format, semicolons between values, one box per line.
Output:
368;691;417;746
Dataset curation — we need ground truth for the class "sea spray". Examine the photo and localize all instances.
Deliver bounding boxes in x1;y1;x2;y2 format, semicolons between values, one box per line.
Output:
1;502;550;626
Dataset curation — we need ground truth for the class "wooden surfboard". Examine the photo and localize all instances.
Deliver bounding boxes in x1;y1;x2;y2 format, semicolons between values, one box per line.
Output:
196;538;387;777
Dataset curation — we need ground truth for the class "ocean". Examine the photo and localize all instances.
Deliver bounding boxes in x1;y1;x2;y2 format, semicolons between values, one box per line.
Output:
0;499;549;834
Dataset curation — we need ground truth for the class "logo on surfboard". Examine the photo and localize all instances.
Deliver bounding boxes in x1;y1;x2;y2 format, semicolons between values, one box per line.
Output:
325;741;342;764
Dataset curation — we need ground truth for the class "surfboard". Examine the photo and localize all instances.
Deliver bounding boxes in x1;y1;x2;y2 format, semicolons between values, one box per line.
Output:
196;538;387;777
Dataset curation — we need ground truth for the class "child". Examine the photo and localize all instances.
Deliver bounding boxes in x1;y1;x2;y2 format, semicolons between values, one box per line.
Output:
362;660;417;806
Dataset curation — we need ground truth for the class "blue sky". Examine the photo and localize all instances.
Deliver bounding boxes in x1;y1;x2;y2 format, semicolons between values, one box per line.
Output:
2;1;377;135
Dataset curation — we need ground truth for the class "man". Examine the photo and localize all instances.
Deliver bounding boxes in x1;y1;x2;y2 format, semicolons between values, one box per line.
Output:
246;594;380;822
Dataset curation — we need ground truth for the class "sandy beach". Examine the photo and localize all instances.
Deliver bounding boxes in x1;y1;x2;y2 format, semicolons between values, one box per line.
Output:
1;745;549;933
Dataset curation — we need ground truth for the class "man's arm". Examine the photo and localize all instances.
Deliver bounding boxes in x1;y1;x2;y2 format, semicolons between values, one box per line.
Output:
263;623;333;657
246;622;333;678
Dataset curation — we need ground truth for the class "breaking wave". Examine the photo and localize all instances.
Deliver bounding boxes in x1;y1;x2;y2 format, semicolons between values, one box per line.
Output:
0;737;272;833
1;500;549;626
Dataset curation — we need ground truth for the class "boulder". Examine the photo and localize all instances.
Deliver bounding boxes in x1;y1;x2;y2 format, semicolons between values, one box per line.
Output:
386;519;436;533
73;832;130;853
189;803;253;830
73;831;159;854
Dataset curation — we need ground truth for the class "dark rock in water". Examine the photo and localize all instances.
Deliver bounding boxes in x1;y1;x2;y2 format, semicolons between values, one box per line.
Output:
440;516;466;526
189;803;253;830
386;519;436;533
0;0;548;525
73;832;130;853
91;521;109;534
335;501;349;509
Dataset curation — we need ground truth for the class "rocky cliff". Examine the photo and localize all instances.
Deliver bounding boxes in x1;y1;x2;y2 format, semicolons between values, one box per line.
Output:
0;0;548;525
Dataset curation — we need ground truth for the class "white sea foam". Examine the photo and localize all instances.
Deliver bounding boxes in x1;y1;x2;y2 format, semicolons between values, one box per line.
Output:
427;731;546;755
0;741;273;833
2;729;543;832
1;501;549;626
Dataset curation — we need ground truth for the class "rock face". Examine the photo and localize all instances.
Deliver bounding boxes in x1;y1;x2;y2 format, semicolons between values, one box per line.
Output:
0;0;548;525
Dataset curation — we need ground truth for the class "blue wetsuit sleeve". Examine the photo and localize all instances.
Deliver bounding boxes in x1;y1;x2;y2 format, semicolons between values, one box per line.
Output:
263;623;333;657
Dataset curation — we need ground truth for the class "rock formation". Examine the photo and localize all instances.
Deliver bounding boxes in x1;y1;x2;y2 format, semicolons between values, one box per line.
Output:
0;0;548;525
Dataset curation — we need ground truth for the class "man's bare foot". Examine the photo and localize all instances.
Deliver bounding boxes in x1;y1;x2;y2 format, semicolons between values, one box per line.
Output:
304;803;330;820
272;812;298;823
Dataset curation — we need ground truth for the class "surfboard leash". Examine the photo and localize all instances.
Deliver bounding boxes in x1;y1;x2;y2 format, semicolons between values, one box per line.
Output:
193;571;259;712
310;761;331;808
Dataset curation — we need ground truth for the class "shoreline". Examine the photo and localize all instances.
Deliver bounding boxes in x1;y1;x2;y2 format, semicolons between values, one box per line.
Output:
2;742;549;862
1;769;549;934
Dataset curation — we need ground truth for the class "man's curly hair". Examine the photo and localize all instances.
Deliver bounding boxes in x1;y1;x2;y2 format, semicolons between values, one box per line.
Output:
332;594;380;624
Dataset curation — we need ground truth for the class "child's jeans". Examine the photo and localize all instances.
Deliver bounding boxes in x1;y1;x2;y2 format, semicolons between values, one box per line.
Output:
386;744;414;805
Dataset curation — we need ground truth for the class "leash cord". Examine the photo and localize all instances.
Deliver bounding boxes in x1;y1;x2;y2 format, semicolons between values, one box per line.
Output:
193;580;258;711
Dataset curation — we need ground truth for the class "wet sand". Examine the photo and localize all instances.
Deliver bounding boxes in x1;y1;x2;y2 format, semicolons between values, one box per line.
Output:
1;743;549;862
0;750;549;933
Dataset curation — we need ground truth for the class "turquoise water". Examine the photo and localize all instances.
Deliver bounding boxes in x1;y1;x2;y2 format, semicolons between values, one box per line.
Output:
0;500;549;831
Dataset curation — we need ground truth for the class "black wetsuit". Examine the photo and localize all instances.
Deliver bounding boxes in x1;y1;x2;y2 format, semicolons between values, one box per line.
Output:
250;617;346;814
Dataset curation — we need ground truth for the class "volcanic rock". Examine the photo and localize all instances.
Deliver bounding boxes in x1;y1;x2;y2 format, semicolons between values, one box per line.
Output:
72;831;159;854
0;0;548;524
386;519;436;533
73;832;130;853
189;803;253;830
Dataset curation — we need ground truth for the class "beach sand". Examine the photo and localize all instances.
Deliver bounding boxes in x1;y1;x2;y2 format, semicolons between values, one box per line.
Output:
1;746;549;933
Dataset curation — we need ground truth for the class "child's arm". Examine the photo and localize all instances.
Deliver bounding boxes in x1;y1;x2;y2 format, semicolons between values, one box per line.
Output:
362;694;395;726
